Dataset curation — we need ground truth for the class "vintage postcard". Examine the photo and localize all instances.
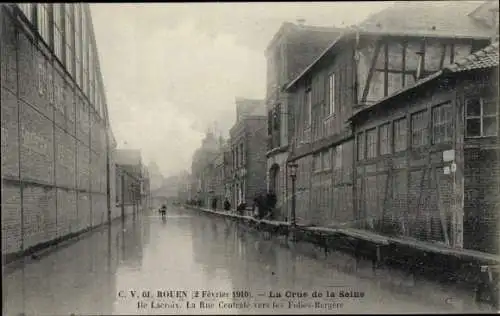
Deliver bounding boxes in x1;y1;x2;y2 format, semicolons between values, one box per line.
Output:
1;1;499;315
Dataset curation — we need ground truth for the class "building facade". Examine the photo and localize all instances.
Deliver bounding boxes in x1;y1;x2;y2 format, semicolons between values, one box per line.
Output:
1;4;115;259
265;22;345;221
285;2;494;227
190;131;220;206
229;98;268;211
114;149;144;217
350;42;499;254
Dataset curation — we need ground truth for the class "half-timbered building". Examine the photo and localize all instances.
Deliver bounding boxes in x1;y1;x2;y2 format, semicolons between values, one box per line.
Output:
285;1;496;227
350;41;499;254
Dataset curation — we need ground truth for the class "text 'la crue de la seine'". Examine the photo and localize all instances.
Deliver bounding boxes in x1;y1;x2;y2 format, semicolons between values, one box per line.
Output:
119;289;365;300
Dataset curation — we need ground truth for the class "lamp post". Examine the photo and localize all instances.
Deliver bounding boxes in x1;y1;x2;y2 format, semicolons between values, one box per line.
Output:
288;162;298;228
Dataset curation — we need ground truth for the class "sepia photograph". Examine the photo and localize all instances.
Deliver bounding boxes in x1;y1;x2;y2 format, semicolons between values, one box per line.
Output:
1;1;499;315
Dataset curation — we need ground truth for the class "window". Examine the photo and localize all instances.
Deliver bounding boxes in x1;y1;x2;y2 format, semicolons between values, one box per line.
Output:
313;153;322;172
48;70;54;105
235;146;239;168
36;4;50;44
357;132;365;161
74;4;82;87
18;4;33;22
267;110;273;135
394;117;407;152
334;144;343;170
64;4;74;76
411;110;428;147
53;4;64;62
240;143;244;166
90;48;95;106
327;73;335;116
465;97;498;137
273;104;281;131
82;7;89;95
432;102;453;143
379;123;391;155
322;149;332;170
366;128;377;159
305;84;312;127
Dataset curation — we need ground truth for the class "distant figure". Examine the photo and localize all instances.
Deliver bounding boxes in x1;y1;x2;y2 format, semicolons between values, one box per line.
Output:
223;198;231;211
159;204;167;218
211;197;218;210
252;192;266;219
236;202;247;215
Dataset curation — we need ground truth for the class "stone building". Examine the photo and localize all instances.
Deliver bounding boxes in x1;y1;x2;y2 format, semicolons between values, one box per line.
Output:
284;1;495;227
265;21;345;221
228;98;267;211
1;4;115;260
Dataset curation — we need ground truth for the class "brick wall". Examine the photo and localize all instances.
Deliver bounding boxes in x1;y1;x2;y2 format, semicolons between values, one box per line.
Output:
1;9;113;258
1;88;19;179
1;181;22;255
464;148;500;253
354;86;457;241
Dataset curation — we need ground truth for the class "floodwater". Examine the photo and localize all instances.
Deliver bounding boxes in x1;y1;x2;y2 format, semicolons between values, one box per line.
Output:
2;206;495;315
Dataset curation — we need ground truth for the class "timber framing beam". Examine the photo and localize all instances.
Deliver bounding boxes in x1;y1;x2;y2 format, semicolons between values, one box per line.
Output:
361;39;382;103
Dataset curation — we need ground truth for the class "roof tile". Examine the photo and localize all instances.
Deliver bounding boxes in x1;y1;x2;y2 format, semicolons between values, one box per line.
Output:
446;41;499;72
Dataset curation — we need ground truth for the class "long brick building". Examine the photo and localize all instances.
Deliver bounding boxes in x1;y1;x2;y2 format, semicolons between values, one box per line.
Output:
1;4;116;260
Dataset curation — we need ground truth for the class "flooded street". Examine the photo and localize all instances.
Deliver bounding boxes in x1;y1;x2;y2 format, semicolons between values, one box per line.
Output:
2;207;494;315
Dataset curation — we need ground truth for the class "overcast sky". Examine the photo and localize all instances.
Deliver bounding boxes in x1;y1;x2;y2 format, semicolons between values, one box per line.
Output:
90;2;393;177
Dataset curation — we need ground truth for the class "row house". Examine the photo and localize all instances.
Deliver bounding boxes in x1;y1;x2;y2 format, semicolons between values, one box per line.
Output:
285;1;495;228
209;148;225;209
228;98;267;211
265;21;345;221
114;149;144;217
350;42;499;254
189;131;220;206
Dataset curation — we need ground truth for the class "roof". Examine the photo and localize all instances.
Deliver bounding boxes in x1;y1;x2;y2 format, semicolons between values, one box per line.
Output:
115;149;142;166
285;2;493;91
285;29;356;91
265;22;344;56
358;2;491;39
236;97;266;117
350;41;499;122
447;41;499;72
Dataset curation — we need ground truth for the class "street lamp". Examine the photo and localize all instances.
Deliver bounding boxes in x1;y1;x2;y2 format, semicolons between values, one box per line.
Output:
288;162;299;228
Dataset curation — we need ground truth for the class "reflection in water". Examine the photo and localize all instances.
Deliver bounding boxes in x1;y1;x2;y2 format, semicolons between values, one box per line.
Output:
2;208;495;315
186;209;493;314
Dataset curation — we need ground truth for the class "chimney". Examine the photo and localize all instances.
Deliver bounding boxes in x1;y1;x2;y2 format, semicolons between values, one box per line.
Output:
296;18;306;26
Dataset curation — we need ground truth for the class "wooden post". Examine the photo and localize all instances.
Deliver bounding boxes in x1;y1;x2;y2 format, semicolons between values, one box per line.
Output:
452;164;463;248
435;167;450;246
